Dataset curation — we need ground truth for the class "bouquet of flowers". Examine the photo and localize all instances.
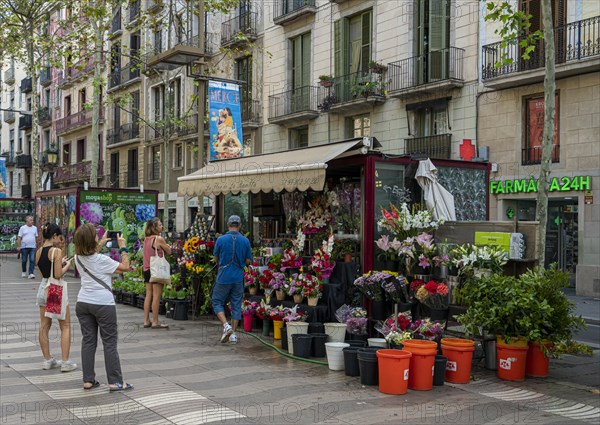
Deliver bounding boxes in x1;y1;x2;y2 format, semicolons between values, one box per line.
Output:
395;232;438;273
244;264;260;289
183;262;206;279
280;249;303;271
269;305;289;321
282;274;302;296
451;243;508;276
414;280;449;309
380;272;410;304
283;306;307;322
375;234;402;262
375;312;413;339
266;271;286;291
385;330;413;346
335;305;367;323
378;203;444;241
259;269;274;291
291;228;306;252
267;253;283;271
297;273;322;299
298;197;333;234
241;300;259;315
410;319;445;340
353;271;395;302
311;232;336;279
255;300;272;320
346;317;368;335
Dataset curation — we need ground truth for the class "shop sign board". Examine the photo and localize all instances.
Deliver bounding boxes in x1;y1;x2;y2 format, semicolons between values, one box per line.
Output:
490;175;591;195
585;191;593;205
208;80;244;161
0;158;6;198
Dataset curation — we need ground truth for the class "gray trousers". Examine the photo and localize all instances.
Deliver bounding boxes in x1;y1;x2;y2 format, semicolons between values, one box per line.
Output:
75;302;123;385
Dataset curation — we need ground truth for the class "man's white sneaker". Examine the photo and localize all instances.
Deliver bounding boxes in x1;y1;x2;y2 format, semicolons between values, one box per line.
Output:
229;333;238;344
28;274;36;279
42;357;59;370
61;360;78;372
221;324;233;343
21;272;27;278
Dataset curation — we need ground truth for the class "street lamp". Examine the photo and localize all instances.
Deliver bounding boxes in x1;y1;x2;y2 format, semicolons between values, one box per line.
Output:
46;149;58;165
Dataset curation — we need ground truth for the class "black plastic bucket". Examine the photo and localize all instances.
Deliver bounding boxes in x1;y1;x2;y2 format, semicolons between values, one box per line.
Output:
345;340;368;348
173;301;188;321
358;351;379;385
308;322;325;334
311;333;329;357
292;334;313;359
434;355;447;386
281;327;288;350
343;347;360;377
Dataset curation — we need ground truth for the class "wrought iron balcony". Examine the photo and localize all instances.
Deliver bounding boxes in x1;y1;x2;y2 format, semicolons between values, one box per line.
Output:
15;154;32;168
20;77;32;93
5;153;16;166
110;9;121;36
321;71;386;114
242;99;261;128
18;114;32;130
403;134;452;160
38;107;52;126
522;145;560;166
221;12;258;46
146;114;198;139
58;55;100;87
39;67;52;86
108;62;141;90
204;33;220;56
3;110;15;123
273;0;317;26
56;109;103;135
482;16;600;83
388;47;465;97
268;85;320;125
175;114;198;137
54;161;96;184
146;35;204;71
3;68;15;85
107;123;140;145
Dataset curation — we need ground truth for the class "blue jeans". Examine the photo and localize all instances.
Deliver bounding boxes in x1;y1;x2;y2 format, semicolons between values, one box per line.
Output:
211;282;243;321
21;248;36;275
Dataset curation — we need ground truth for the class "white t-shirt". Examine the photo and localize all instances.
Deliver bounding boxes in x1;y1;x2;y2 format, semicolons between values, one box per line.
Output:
76;254;120;305
18;225;38;249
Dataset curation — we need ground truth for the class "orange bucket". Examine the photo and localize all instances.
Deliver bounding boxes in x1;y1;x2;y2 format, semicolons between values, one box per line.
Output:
402;339;438;390
497;342;529;381
440;338;476;384
376;349;412;395
526;342;552;378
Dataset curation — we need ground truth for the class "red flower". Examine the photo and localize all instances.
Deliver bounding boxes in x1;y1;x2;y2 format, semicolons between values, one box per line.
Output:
437;283;449;296
424;281;438;294
410;279;424;292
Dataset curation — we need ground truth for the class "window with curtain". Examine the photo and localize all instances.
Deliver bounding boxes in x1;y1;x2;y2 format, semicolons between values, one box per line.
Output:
346;114;371;137
236;56;253;117
291;32;311;113
414;0;450;84
334;9;371;77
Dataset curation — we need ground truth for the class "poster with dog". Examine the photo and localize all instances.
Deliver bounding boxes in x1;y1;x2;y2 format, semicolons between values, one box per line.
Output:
208;81;245;161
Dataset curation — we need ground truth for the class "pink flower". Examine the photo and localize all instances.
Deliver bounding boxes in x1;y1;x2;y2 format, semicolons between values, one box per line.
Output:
375;235;391;251
418;255;430;269
437;283;449;296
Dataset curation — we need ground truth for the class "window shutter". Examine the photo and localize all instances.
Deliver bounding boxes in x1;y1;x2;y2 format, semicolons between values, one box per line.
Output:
361;10;371;74
334;19;342;77
302;33;311;88
428;0;449;81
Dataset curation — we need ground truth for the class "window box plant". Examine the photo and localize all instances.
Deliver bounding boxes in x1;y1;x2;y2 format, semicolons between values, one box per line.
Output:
368;60;388;74
318;75;334;87
317;94;338;111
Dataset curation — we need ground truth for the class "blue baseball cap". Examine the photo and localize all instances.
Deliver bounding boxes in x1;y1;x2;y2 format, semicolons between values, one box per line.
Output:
227;215;241;226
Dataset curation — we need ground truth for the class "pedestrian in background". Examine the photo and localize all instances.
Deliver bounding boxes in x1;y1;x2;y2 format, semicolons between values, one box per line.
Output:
142;217;171;329
74;223;132;392
212;215;252;344
17;216;38;279
35;223;76;372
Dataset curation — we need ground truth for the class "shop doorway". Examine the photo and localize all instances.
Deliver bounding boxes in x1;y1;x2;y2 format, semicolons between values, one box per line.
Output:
517;199;578;277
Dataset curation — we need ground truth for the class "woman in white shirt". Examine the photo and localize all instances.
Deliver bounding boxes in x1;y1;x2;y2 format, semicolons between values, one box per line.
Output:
74;223;132;391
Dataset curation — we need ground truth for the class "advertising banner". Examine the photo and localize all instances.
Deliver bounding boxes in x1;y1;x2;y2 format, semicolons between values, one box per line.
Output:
527;95;559;158
208;80;244;161
0;157;6;198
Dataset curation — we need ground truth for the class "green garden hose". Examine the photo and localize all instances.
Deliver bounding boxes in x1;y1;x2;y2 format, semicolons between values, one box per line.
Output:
239;330;329;366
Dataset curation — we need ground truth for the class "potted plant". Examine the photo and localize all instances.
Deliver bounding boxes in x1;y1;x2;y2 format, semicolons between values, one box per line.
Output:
318;75;334;87
333;238;356;263
368;60;388;74
414;280;450;322
351;80;381;98
317;94;338;111
300;273;322;306
244;265;260;295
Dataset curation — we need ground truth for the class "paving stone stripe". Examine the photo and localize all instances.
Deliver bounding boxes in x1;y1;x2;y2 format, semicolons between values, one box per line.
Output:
166;408;243;425
26;371;83;384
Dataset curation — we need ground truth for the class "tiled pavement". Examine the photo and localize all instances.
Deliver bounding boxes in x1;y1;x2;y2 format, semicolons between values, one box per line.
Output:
1;257;599;425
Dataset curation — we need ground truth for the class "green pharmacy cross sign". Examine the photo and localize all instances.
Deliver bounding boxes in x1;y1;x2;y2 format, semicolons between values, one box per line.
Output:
490;176;591;195
506;207;515;219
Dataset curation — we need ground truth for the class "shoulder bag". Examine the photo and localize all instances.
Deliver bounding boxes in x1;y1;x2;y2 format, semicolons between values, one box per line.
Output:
75;256;113;292
45;248;68;320
149;237;171;285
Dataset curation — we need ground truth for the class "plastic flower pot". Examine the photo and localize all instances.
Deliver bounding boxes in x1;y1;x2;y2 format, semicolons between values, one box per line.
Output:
526;341;553;378
293;294;304;304
173;300;188;321
272;320;284;340
249;287;258;295
348;333;368;343
368;338;388;348
308;322;325;334
276;290;286;301
325;342;350;371
311;333;329;357
286;322;309;355
281;327;288;351
345;340;367;348
307;296;319;306
440;338;476;384
343;347;361;376
433;355;447;386
292;334;313;359
358;348;380;386
376;349;412;394
262;319;272;337
402;339;438;390
243;313;254;332
496;337;529;381
324;323;347;343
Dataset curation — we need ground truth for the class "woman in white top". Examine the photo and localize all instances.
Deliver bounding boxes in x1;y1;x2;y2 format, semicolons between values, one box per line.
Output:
74;223;132;391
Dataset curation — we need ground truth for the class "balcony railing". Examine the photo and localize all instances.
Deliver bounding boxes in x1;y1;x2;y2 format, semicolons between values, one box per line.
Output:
3;110;15;123
15;154;33;168
20;77;32;93
204;33;220;55
268;85;320;123
129;1;140;23
242;99;261;126
146;114;198;139
329;71;386;104
111;9;121;34
273;0;317;25
58;55;100;87
388;47;464;94
56;109;102;135
38;107;52;126
18;114;32;130
404;134;452;160
482;16;600;79
107;123;140;145
522;145;560;165
55;161;97;184
108;62;141;89
221;12;258;45
4;68;15;84
39;67;52;86
5;153;16;166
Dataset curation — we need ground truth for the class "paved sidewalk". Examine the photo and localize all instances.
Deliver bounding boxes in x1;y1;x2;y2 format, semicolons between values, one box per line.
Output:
1;257;599;424
564;287;600;325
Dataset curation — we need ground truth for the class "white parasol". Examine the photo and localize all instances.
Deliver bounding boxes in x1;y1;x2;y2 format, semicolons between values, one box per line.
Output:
415;159;456;221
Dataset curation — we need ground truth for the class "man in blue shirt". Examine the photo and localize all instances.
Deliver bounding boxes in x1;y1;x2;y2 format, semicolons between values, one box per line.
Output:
212;215;252;343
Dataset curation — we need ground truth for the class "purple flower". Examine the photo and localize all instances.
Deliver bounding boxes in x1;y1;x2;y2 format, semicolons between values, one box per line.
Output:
418;255;430;269
80;202;103;224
